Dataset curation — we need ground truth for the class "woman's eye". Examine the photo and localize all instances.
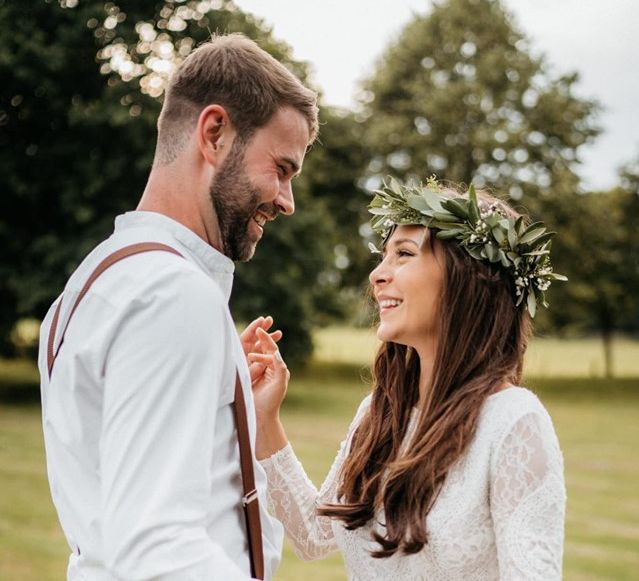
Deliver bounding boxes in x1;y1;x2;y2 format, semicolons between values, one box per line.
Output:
397;249;414;258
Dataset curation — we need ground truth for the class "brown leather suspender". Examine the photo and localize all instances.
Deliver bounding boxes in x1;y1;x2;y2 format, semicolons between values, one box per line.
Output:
47;243;183;376
233;374;264;580
46;242;265;579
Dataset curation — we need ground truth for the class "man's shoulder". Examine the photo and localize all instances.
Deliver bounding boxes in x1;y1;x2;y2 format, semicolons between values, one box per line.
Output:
68;236;226;309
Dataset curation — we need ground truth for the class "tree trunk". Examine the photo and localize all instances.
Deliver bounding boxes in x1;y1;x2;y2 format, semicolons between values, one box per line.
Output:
601;326;614;379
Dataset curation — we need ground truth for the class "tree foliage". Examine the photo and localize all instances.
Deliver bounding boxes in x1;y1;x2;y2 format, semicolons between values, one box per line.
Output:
0;0;355;365
538;181;639;376
359;0;600;208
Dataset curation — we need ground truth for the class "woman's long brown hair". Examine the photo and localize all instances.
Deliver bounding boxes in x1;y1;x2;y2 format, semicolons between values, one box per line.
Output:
318;191;532;557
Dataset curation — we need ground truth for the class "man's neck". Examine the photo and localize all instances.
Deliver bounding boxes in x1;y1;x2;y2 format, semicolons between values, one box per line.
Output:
138;166;224;253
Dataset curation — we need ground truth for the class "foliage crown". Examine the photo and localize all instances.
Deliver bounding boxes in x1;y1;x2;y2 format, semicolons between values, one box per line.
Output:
368;177;567;317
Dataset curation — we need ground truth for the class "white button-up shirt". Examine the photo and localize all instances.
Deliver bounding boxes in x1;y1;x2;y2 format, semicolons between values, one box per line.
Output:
38;211;283;580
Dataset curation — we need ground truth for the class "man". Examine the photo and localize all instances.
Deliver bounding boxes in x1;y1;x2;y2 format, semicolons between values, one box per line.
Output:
38;33;318;580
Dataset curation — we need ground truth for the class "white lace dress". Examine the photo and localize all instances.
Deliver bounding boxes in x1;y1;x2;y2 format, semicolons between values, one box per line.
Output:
260;387;566;580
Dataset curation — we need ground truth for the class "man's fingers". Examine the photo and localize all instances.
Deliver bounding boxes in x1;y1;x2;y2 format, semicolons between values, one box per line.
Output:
270;330;283;343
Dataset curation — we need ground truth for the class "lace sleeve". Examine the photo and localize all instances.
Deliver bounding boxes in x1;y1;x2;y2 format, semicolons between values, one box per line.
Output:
259;396;370;561
259;438;347;561
490;410;566;580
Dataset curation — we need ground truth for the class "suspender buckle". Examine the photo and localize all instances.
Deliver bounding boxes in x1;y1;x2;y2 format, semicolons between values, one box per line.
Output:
242;488;258;507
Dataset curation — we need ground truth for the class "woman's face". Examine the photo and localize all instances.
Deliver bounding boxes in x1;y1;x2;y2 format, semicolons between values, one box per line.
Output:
369;225;445;350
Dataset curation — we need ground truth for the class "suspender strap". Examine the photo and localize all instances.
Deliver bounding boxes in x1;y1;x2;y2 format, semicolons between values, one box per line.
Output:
47;242;183;377
45;242;265;579
234;372;264;579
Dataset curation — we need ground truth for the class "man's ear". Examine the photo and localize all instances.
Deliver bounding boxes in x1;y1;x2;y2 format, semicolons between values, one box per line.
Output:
197;104;234;167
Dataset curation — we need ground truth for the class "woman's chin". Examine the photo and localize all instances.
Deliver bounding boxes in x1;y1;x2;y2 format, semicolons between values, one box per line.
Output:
376;325;399;344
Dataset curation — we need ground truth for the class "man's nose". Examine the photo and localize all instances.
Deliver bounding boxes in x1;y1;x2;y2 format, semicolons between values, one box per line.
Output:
275;180;295;216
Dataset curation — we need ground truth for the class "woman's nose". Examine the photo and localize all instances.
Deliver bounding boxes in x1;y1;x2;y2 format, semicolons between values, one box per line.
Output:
369;260;390;286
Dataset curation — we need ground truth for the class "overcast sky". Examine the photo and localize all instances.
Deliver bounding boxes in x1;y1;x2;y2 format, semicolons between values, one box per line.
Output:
234;0;639;191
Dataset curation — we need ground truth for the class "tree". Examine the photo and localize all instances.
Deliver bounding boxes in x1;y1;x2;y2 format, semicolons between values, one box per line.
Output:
0;0;354;365
358;0;599;209
295;107;374;297
539;184;639;377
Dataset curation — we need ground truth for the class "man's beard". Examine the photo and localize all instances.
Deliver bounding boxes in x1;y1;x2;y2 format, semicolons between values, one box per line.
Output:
209;140;276;262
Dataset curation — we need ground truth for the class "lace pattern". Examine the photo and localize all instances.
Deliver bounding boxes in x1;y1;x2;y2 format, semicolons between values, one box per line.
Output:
260;388;566;580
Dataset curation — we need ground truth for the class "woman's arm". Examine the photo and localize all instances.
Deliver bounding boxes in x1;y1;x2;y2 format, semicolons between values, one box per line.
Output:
247;326;367;560
490;410;566;580
259;437;348;561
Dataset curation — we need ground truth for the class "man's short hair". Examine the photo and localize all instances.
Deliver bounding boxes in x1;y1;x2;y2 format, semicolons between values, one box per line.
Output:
155;33;319;165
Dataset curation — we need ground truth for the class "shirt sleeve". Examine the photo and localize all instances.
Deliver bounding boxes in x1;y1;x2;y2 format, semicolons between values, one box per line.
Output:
100;268;250;580
490;408;566;580
259;395;371;561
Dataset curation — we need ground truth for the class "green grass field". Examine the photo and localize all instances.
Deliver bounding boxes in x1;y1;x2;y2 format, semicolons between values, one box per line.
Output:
1;333;638;580
315;327;639;378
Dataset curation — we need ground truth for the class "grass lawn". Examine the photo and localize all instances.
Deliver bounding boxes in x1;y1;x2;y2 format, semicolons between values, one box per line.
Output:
315;326;639;378
1;334;639;580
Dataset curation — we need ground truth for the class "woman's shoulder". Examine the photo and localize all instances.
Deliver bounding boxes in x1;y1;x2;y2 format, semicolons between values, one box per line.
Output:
354;393;373;422
486;385;548;415
480;386;556;441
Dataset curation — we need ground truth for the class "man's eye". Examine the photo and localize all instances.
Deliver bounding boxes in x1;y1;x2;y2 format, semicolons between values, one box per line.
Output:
277;165;287;176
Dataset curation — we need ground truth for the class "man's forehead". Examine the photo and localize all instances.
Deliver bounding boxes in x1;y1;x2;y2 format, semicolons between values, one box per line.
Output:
254;108;308;145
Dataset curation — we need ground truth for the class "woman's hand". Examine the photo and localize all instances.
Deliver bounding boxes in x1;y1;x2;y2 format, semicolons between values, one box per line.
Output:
248;327;289;419
240;316;283;383
247;327;290;459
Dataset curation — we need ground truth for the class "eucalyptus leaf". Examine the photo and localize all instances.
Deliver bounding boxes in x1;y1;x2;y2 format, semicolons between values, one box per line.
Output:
432;211;461;222
530;231;556;248
389;177;403;197
468;198;480;226
430;219;459;230
498;249;510;267
485;213;501;228
422;188;444;211
436;228;466;240
441;198;469;219
468;183;478;205
406;193;430;212
492;226;506;245
369;207;394;215
484;242;499;262
522;249;550;257
521;220;544;235
519;227;546;245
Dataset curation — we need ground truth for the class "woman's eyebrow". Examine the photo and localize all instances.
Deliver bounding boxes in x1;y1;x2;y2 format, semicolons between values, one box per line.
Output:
388;238;420;248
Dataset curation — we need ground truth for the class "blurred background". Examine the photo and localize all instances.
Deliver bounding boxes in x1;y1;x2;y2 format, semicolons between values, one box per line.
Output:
1;0;637;579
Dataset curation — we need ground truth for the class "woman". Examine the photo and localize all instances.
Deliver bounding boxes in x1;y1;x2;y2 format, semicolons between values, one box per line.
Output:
248;179;567;580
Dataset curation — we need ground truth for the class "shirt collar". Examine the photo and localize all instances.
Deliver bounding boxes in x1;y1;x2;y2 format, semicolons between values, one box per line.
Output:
114;211;235;298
